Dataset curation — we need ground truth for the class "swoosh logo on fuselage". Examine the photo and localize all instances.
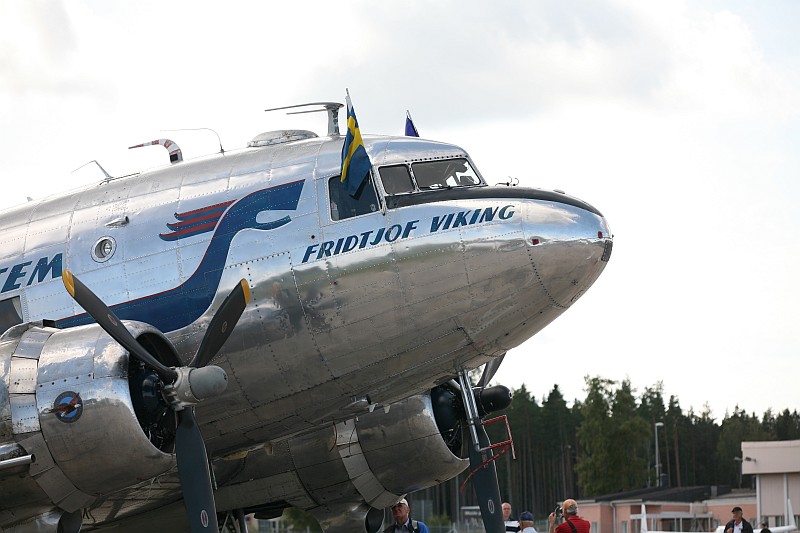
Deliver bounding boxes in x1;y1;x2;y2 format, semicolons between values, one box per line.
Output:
56;179;305;332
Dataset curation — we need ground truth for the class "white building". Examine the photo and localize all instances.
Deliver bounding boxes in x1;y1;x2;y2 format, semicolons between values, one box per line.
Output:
741;439;800;526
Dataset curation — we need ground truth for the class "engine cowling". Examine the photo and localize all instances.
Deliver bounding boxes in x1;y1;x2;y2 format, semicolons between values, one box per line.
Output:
211;391;472;533
210;382;511;533
0;321;177;512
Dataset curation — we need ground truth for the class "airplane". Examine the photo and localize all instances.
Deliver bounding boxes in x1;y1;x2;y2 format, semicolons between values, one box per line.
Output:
0;101;613;533
639;500;796;533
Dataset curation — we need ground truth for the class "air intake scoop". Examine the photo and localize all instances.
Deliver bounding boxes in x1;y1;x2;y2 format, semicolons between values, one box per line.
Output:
248;130;318;147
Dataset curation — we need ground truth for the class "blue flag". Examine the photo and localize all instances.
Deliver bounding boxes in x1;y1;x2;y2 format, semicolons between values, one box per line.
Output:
341;93;372;196
405;111;419;137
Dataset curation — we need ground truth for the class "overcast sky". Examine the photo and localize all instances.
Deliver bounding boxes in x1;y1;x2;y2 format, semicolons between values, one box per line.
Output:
2;1;798;420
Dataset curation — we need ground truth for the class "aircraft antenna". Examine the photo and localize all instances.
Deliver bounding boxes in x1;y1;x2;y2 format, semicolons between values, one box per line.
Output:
265;102;344;137
495;176;519;187
163;127;226;155
72;160;114;180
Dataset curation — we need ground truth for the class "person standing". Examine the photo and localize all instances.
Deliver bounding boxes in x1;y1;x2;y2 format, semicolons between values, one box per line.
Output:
725;507;754;533
759;520;772;533
503;502;520;532
384;498;430;533
520;511;539;533
549;499;590;533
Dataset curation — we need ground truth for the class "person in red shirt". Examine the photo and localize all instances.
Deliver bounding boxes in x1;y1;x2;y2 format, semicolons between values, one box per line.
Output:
549;499;591;533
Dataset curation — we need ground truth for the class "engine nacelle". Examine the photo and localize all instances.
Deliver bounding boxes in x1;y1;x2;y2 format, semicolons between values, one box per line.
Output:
0;322;176;512
292;393;468;509
212;392;469;533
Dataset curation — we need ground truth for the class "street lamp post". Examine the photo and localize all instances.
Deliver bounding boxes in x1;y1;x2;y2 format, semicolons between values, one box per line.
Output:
733;456;754;489
655;422;664;487
734;457;743;488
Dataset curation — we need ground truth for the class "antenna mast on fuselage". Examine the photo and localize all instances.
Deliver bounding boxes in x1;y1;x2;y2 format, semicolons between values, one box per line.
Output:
264;102;344;136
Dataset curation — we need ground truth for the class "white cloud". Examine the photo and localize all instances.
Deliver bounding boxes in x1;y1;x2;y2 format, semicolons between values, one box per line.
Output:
652;8;797;121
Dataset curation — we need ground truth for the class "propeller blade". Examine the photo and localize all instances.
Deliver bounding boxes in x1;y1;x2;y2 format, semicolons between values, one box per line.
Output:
189;279;250;368
176;408;219;533
477;354;505;388
468;423;504;533
62;270;177;382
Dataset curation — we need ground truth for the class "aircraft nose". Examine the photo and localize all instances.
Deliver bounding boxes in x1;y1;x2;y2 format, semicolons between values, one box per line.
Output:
521;193;613;308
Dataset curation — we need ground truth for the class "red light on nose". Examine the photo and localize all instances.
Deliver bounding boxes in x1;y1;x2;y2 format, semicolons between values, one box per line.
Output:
598;232;603;239
531;238;540;245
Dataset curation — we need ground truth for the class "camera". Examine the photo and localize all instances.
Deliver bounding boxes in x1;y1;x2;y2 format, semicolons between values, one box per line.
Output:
554;506;563;519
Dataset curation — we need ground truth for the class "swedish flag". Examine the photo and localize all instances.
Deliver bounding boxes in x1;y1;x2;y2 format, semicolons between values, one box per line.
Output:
341;92;372;196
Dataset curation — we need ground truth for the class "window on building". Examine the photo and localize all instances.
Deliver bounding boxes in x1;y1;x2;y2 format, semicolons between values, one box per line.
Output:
329;174;379;221
0;296;23;335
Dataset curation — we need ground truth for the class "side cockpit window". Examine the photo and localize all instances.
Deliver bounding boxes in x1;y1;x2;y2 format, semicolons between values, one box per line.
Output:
329;174;379;221
378;165;415;194
378;157;482;195
0;296;23;336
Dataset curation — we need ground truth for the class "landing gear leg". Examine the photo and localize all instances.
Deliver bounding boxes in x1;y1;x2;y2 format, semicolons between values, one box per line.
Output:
234;509;248;533
456;367;482;452
220;509;248;533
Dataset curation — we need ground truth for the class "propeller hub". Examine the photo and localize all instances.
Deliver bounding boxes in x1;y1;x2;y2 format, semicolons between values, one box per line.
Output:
164;365;228;409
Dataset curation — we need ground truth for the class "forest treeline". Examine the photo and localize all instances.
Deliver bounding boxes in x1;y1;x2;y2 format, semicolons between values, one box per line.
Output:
417;376;800;522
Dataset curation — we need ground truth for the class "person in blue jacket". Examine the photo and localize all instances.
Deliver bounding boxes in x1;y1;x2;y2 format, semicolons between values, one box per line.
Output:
384;498;430;533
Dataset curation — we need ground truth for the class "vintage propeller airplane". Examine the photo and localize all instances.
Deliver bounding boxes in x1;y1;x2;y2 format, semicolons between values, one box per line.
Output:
0;100;613;532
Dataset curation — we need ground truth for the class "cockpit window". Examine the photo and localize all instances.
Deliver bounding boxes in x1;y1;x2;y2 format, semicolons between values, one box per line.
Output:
329;174;379;221
412;158;481;189
378;165;415;195
376;158;483;196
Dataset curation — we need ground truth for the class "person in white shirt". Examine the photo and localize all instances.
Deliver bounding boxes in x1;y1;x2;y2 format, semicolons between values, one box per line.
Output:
503;502;520;532
725;506;754;533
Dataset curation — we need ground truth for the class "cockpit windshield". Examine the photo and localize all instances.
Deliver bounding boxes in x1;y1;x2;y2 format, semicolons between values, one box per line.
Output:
413;158;481;189
378;158;482;195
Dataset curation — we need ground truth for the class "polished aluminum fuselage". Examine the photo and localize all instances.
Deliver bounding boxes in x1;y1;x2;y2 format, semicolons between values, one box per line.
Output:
0;133;611;528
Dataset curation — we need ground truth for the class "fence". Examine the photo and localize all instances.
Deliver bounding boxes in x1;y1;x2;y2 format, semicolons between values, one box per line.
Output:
251;517;551;532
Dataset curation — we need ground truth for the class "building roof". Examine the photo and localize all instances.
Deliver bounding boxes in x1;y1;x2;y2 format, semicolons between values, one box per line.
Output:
583;485;734;504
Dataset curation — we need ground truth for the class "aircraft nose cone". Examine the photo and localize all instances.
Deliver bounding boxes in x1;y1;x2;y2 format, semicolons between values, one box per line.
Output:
534;235;612;307
522;194;612;308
